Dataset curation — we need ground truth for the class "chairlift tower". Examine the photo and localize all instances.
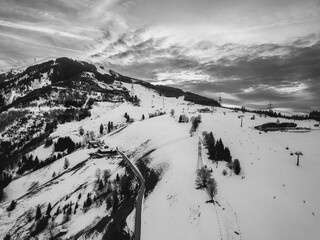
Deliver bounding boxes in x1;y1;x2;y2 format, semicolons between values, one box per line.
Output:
131;83;134;97
295;151;303;166
219;94;222;106
238;115;245;127
268;101;273;112
197;138;203;171
151;95;155;107
163;96;165;109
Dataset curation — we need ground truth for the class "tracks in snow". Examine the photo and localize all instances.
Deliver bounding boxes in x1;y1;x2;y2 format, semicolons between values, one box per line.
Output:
214;194;243;240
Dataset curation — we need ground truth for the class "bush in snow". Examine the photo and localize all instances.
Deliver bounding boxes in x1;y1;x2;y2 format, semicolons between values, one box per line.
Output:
25;208;34;221
233;159;241;175
227;161;233;169
3;234;10;240
7;200;16;211
222;169;228;176
79;126;85;136
64;158;70;169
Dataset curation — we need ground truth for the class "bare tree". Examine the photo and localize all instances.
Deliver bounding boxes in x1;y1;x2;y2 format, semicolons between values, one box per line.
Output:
103;169;111;182
206;178;218;202
195;167;212;189
95;168;101;180
170;109;175;117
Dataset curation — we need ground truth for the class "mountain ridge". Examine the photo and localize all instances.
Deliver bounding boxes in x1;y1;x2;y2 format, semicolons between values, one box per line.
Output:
0;57;220;112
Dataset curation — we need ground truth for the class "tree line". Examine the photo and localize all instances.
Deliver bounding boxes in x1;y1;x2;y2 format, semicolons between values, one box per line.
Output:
202;131;241;175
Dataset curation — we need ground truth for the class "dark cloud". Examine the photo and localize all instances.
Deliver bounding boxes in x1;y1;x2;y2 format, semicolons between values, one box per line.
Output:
98;33;320;112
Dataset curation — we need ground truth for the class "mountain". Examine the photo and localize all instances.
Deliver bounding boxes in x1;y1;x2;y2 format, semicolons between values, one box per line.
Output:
0;58;118;112
0;57;219;178
109;70;220;106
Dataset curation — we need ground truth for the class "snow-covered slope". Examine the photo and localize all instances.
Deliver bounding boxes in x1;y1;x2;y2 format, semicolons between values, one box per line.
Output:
1;79;319;240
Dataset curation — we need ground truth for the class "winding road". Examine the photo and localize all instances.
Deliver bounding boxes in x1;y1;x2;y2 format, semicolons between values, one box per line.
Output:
118;151;145;240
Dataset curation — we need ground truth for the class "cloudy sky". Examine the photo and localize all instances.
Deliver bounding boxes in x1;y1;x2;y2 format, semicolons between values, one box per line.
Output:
1;0;320;112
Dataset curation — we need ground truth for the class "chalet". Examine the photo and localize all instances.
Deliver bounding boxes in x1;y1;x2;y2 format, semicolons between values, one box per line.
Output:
97;148;117;155
87;140;103;149
89;152;104;158
179;114;189;123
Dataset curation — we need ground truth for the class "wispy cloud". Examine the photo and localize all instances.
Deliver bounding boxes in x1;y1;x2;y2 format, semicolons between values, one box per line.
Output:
0;0;131;68
1;0;320;112
0;20;92;40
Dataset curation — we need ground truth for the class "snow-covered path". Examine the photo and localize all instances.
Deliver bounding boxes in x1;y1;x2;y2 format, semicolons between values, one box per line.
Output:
119;151;145;240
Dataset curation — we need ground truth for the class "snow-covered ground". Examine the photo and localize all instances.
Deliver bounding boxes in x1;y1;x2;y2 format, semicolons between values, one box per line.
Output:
1;81;320;240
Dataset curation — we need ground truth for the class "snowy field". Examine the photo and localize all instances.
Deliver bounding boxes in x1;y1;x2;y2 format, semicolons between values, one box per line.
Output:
1;81;320;239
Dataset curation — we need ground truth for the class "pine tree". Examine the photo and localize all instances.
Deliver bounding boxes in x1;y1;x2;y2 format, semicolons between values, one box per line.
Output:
46;203;52;216
206;132;216;160
107;121;111;133
100;124;104;135
106;196;112;210
233;159;241;175
0;187;3;201
34;156;40;170
112;192;119;212
86;195;92;207
98;179;104;190
224;147;232;163
35;205;42;220
216;139;225;161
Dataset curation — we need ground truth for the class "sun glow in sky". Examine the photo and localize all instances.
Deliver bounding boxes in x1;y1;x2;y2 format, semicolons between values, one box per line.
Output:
0;0;320;112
